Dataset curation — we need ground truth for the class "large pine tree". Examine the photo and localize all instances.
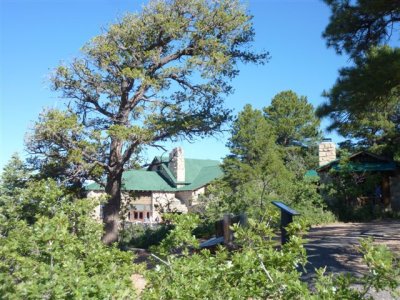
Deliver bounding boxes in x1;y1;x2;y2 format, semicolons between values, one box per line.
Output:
27;0;267;243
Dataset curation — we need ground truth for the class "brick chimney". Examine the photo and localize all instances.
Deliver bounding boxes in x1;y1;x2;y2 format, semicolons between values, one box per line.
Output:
169;147;185;183
319;138;336;166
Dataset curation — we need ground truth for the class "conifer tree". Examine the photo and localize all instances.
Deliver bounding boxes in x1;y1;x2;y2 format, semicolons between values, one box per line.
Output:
27;0;267;243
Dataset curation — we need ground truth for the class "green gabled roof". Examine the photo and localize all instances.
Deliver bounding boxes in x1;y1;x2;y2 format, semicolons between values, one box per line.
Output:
330;162;397;172
304;169;319;179
86;157;222;192
85;170;176;192
148;157;220;185
179;165;223;191
158;163;178;185
85;181;102;191
121;170;176;191
184;159;221;183
317;151;398;173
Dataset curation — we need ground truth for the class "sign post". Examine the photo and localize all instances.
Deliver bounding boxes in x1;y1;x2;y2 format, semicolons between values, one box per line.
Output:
271;201;300;244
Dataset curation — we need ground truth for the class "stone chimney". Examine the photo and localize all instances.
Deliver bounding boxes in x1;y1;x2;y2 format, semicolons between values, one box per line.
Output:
169;147;185;183
319;138;336;166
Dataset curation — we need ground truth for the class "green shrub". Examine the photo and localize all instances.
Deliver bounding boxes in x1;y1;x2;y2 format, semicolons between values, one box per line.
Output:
151;213;200;258
119;223;172;249
143;216;400;299
0;179;139;299
143;217;309;299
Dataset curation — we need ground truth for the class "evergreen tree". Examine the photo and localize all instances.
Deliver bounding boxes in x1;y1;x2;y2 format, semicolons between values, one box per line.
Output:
222;104;292;215
264;90;321;173
323;0;400;58
0;153;30;196
217;98;330;222
321;1;400;159
27;0;267;243
264;90;320;148
318;47;400;159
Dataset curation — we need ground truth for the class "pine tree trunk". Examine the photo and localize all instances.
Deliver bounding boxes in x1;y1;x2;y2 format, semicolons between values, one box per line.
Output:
102;171;123;244
102;136;124;245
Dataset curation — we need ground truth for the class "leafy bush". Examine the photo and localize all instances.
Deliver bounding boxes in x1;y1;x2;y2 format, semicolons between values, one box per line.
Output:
288;179;336;225
119;223;172;249
201;177;335;228
192;217;216;239
143;215;400;299
151;213;200;258
143;217;309;299
0;179;139;299
321;158;384;222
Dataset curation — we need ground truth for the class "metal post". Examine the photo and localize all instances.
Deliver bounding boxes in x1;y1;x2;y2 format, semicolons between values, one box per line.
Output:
271;201;300;245
223;214;231;246
280;211;293;244
239;212;248;227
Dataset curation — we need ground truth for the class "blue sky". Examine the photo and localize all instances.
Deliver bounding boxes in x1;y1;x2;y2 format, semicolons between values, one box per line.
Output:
0;0;349;169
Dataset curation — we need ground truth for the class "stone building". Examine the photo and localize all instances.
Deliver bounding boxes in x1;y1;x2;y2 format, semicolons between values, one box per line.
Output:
315;139;400;212
86;147;222;223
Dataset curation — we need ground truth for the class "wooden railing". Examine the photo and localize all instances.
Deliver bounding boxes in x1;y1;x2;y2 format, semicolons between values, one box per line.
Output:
200;202;300;249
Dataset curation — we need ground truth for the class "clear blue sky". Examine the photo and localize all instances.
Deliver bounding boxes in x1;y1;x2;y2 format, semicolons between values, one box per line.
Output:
0;0;349;170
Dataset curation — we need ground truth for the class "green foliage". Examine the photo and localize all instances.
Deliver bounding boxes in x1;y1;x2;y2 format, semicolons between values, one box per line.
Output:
27;0;268;242
264;90;321;173
1;157;397;299
317;46;400;159
213;96;332;225
322;1;400;160
143;217;310;299
311;238;400;300
222;104;294;217
143;216;399;299
0;174;138;299
151;213;200;258
0;153;30;196
323;0;400;58
199;181;281;226
320;154;383;221
311;268;363;300
359;238;400;294
191;218;216;239
1;178;69;232
264;90;321;148
29;0;268;179
289;179;336;225
26;109;102;190
119;223;172;249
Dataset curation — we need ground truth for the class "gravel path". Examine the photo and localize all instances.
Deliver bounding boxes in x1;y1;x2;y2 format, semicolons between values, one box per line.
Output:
303;221;400;299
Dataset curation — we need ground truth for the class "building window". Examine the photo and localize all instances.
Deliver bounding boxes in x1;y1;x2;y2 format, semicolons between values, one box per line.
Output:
129;210;151;222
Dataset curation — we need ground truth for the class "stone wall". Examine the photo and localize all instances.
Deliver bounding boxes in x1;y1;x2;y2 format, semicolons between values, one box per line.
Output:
175;190;194;206
87;191;153;221
175;187;205;206
151;192;188;221
319;141;336;166
192;187;205;204
87;191;106;221
87;186;208;223
125;192;152;206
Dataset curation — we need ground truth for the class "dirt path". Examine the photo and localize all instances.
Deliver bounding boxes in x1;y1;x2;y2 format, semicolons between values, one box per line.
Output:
303;220;400;299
